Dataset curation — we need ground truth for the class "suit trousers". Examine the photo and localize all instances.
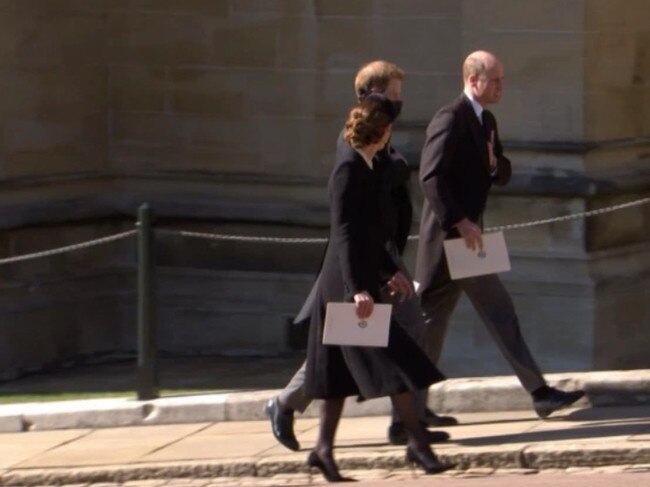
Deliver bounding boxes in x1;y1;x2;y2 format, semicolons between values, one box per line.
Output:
279;244;429;421
419;271;546;394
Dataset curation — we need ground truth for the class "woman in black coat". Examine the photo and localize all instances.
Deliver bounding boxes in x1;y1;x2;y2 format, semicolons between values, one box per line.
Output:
304;96;451;481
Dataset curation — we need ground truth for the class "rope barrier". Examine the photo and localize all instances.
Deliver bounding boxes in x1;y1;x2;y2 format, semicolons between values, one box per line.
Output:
483;196;650;233
156;228;329;244
0;229;137;265
161;196;650;244
0;196;649;264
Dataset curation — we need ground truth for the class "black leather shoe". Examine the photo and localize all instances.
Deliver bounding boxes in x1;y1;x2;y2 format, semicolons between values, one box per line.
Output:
387;422;450;445
424;408;459;427
265;397;300;451
533;388;585;419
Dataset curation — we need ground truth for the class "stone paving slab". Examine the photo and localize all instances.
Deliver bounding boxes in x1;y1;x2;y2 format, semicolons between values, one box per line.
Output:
0;429;91;469
0;407;649;485
15;424;211;469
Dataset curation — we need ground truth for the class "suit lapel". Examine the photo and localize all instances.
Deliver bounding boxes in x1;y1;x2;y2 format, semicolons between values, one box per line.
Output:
460;95;491;173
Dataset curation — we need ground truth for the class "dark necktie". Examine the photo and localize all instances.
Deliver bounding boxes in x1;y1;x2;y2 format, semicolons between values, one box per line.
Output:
482;111;497;171
481;111;490;139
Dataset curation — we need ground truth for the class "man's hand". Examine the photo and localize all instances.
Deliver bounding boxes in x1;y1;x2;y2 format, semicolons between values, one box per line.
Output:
353;291;374;319
455;218;483;251
385;271;414;302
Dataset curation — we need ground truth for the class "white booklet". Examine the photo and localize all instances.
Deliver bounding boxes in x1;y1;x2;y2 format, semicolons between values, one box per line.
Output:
443;230;511;280
322;303;392;347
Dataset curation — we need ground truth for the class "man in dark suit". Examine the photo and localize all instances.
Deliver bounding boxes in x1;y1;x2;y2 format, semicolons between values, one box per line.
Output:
265;61;455;452
415;50;585;419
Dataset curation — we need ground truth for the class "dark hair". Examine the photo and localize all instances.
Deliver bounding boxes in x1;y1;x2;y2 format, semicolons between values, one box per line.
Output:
354;60;405;100
344;96;393;149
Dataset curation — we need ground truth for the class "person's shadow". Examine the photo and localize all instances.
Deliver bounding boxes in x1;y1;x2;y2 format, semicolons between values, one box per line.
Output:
454;406;650;447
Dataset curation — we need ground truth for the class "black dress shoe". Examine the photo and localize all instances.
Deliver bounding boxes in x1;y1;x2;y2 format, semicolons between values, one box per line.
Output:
533;388;586;419
265;397;300;451
424;408;459;427
387;422;450;445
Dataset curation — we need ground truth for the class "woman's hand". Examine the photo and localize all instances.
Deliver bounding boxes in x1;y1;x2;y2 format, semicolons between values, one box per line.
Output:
353;291;374;319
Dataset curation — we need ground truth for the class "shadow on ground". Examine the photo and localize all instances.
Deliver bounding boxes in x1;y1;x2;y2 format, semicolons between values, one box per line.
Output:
455;406;650;446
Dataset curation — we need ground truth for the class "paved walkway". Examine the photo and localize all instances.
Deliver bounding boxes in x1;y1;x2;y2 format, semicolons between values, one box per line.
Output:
1;366;649;485
1;405;649;486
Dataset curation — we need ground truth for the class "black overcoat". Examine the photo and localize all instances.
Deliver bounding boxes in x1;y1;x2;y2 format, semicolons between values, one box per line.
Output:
304;144;444;400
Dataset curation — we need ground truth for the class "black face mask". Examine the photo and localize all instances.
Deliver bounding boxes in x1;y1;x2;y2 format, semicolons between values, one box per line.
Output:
360;90;403;120
363;93;396;122
363;93;402;122
390;100;403;119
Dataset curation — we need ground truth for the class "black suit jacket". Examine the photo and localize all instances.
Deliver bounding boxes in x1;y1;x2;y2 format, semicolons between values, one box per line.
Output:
414;94;511;294
376;143;413;254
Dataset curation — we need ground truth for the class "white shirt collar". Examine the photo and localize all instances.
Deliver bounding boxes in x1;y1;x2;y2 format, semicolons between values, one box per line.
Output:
355;149;374;170
463;88;484;122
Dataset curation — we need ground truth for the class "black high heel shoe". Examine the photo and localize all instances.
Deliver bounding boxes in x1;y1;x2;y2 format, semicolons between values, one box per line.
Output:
307;450;357;483
405;445;454;475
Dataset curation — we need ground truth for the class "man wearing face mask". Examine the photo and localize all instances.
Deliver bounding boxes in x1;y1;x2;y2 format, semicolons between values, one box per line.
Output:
265;60;456;452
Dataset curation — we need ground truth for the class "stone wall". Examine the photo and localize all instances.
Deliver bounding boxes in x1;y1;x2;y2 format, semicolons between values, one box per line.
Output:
0;1;649;379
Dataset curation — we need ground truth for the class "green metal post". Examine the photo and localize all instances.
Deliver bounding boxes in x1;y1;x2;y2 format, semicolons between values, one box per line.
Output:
137;203;159;400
